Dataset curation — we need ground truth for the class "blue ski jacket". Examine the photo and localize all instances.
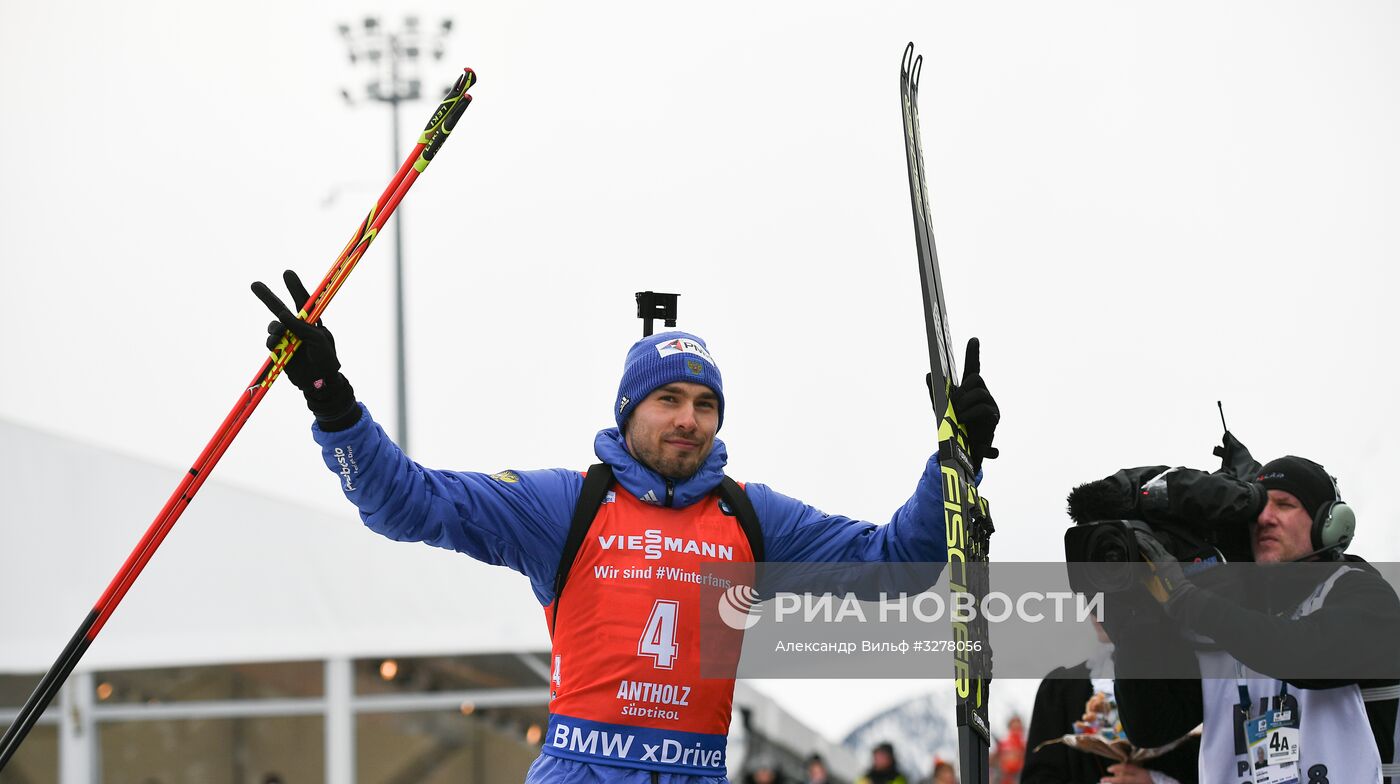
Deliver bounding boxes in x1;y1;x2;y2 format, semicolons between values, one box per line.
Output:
313;404;953;781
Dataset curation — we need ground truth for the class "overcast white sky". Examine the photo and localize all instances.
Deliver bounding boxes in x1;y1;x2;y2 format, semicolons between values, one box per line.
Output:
2;0;1397;746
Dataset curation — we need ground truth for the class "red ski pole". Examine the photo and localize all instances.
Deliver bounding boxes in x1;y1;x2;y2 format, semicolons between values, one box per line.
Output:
0;67;476;773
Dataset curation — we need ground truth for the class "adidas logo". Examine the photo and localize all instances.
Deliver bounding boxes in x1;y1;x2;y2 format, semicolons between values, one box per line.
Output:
639;489;659;504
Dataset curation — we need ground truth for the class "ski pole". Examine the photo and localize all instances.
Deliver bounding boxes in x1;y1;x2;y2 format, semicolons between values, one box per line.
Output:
0;67;476;773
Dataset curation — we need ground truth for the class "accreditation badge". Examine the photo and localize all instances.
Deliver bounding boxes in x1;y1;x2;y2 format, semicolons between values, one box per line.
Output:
1243;694;1301;784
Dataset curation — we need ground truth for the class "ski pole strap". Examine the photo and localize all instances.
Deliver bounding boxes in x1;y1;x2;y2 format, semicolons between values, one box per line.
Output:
718;476;764;563
552;463;617;628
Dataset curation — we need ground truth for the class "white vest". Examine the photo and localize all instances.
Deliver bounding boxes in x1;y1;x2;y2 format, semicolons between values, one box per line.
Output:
1196;566;1382;784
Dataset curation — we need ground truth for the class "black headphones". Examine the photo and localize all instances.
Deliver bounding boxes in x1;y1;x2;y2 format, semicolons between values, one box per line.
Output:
1310;472;1356;553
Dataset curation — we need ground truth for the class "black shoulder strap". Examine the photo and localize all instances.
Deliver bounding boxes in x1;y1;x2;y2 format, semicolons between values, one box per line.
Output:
719;476;765;563
554;463;615;609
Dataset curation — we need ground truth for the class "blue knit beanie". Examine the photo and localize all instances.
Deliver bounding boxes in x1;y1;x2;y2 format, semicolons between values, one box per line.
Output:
615;331;724;430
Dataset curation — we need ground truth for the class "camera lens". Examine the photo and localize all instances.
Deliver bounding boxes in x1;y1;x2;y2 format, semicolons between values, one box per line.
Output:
1094;541;1129;563
1080;525;1137;593
1087;527;1128;562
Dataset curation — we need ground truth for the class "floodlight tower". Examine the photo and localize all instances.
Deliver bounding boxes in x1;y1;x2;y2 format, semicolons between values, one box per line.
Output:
337;15;452;453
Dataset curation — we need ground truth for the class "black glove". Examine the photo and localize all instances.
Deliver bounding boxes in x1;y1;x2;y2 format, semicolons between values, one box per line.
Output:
945;337;1000;471
1135;532;1196;618
251;270;360;430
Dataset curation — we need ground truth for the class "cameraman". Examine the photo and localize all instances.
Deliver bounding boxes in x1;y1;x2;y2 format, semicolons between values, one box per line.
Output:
1112;456;1400;784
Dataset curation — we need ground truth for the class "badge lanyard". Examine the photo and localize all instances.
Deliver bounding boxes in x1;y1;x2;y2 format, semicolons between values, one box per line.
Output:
1239;666;1301;784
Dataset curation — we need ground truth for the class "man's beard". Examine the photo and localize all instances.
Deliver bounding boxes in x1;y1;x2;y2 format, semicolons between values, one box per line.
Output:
631;433;708;479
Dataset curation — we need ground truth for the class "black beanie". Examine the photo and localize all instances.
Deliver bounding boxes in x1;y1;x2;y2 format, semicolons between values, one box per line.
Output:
1256;456;1338;519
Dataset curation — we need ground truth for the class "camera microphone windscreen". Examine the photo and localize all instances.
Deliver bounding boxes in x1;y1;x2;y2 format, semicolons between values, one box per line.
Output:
1067;479;1134;524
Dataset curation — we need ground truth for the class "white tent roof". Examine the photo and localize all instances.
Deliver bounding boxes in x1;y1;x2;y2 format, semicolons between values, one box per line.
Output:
0;418;550;673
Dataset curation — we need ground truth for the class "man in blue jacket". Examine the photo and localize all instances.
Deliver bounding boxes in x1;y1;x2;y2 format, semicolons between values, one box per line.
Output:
254;271;1001;783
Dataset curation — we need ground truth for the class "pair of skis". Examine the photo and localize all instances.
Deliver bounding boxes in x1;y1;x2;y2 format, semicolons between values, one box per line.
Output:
899;43;995;783
0;68;478;773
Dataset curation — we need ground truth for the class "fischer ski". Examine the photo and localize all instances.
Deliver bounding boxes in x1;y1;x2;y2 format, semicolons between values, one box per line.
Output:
0;68;477;773
898;42;995;784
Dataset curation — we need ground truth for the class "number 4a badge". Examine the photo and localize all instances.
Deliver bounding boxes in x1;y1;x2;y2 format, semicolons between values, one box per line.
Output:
1244;698;1301;784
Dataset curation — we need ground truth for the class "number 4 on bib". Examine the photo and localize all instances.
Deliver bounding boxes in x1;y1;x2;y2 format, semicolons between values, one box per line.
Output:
639;599;681;669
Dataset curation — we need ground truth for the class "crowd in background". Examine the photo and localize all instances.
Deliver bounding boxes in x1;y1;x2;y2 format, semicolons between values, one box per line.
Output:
741;714;1027;784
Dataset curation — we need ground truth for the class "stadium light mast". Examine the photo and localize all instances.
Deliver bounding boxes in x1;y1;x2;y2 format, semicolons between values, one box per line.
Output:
336;15;452;453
